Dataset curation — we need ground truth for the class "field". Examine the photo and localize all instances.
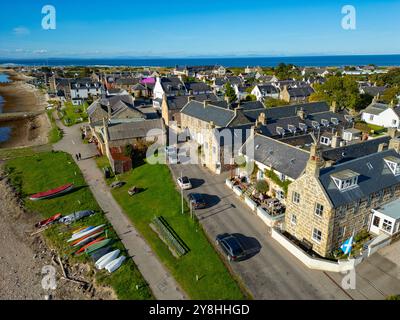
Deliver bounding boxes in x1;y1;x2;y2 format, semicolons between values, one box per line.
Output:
4;151;153;300
59;102;89;126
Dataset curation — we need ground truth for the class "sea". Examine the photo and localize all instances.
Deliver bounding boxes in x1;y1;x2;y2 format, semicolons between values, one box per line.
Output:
1;55;400;68
0;73;12;144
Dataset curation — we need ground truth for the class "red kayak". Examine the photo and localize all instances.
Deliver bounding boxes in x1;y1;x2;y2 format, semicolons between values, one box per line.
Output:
29;183;74;201
35;213;62;228
74;236;106;255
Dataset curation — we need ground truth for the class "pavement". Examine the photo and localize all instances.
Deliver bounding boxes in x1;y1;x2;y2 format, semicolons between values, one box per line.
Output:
52;119;187;300
169;160;400;300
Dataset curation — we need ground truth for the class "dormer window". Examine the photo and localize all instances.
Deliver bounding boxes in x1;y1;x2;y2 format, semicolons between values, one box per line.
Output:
321;119;329;127
331;169;360;191
384;156;400;176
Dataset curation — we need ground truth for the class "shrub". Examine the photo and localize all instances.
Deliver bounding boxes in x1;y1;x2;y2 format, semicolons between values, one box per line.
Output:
256;180;269;194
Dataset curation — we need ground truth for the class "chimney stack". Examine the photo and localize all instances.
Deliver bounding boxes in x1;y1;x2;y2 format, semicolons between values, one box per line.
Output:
331;132;342;148
297;107;306;120
389;138;400;154
378;142;388;153
330;101;338;113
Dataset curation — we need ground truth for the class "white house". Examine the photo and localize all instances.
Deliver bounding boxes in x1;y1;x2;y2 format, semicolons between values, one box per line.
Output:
70;81;102;100
361;102;400;129
251;84;280;101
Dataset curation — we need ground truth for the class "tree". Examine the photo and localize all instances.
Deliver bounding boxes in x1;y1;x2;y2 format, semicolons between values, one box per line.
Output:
274;63;301;80
309;75;362;110
256;180;269;194
245;94;257;102
124;144;134;159
224;82;237;104
264;98;288;108
381;86;400;104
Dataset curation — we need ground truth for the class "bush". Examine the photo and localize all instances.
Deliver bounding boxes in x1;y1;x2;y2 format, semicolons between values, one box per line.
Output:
256;180;269;194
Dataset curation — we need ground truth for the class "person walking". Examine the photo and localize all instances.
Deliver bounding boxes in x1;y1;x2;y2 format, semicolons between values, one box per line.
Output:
79;153;82;161
75;154;79;161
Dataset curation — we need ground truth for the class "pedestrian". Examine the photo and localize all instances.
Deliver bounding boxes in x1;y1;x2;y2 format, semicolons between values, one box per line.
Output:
79;153;82;160
75;154;79;161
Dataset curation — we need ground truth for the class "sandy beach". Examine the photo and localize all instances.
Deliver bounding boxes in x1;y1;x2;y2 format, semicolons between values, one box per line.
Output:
0;69;51;149
0;168;116;300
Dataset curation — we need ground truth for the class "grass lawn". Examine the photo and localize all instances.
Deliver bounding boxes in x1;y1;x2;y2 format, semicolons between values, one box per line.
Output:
60;102;88;126
47;110;63;144
108;160;248;300
4;151;153;300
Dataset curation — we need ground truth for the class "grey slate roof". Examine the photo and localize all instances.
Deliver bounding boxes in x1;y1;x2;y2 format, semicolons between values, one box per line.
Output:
360;86;387;97
362;102;390;115
167;93;219;111
322;136;391;164
107;119;163;141
287;86;314;98
185;82;212;92
318;149;400;207
240;134;310;179
181;101;236;127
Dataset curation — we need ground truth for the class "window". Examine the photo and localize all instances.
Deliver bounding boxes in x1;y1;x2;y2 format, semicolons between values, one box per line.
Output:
320;136;330;146
312;228;322;243
338;226;346;238
291;214;297;226
369;115;374;121
373;216;380;227
292;192;300;204
393;119;397;125
276;190;285;201
315;203;324;217
383;219;393;233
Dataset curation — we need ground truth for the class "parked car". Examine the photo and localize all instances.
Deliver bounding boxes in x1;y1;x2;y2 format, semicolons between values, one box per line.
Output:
110;181;125;189
215;234;247;262
188;193;207;209
177;176;192;190
168;152;180;164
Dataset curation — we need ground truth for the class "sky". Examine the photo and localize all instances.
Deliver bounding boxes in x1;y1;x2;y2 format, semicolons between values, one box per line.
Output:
0;0;399;59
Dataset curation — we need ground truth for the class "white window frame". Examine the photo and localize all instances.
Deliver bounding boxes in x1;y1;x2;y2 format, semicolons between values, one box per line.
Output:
315;203;324;217
312;228;322;243
291;214;297;226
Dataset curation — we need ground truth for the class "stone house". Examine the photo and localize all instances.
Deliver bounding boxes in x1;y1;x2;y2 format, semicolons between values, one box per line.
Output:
285;138;400;258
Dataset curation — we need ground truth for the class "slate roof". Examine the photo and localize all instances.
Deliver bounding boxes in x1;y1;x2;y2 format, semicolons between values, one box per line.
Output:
257;84;279;95
240;134;310;179
322;136;391;164
287;86;314;98
318;149;400;207
362;102;390;115
181;101;250;127
185;82;212;92
160;77;186;93
167;93;219;111
107;119;163;141
360;86;387;97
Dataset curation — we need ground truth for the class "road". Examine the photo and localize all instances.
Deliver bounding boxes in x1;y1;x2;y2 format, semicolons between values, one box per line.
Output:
169;161;400;300
53;119;187;300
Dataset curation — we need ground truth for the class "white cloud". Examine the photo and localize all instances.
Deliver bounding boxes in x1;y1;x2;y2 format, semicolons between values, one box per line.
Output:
33;49;48;54
13;27;30;36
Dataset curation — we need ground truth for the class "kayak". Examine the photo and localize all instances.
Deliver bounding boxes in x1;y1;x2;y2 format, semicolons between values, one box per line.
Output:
29;183;74;201
105;255;126;273
67;224;105;243
90;246;113;262
69;228;105;246
75;237;106;255
35;213;62;228
85;239;113;255
71;230;105;247
73;226;90;234
72;226;95;238
96;249;121;270
59;210;95;225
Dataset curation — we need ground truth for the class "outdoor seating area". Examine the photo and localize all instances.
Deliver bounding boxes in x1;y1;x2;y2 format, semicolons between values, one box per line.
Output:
229;176;286;218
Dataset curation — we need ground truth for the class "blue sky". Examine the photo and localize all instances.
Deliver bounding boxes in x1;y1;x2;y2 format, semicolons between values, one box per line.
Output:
0;0;399;58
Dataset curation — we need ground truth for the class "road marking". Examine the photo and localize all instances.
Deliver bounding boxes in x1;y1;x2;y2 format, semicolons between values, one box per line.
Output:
323;271;354;300
71;140;76;145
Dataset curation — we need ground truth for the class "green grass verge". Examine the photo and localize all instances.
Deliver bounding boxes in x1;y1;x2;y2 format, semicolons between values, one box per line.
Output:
107;159;248;300
60;102;88;127
46;110;63;144
3;151;153;300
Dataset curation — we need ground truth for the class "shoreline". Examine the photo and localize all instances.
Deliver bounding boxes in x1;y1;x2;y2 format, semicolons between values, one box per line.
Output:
0;69;51;149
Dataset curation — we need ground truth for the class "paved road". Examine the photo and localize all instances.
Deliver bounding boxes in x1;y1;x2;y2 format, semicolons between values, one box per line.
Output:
170;163;350;300
53;120;187;300
170;161;400;300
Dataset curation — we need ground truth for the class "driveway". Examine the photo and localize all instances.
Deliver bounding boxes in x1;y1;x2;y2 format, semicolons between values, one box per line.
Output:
53;120;187;300
170;162;400;300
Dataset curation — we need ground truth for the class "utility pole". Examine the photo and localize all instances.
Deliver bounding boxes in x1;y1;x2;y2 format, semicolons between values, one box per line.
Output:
181;171;184;215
